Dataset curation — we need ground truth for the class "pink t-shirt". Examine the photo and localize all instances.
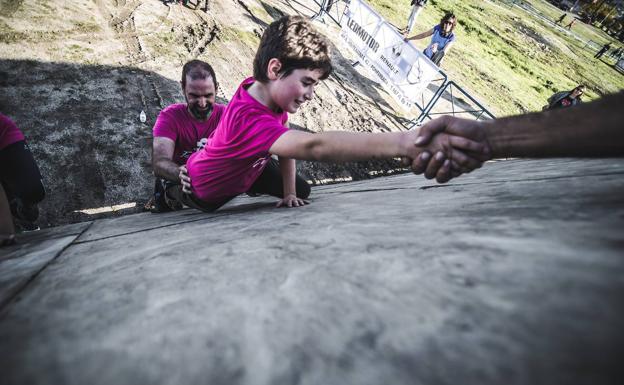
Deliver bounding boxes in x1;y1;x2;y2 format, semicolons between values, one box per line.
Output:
153;103;225;165
187;77;289;201
0;113;25;150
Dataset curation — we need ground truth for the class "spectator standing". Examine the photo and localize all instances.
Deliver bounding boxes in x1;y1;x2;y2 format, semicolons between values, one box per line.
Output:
404;12;457;66
544;85;585;110
402;0;428;35
564;18;576;30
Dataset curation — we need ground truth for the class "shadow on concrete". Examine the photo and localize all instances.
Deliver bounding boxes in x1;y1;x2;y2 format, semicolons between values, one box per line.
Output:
0;59;184;227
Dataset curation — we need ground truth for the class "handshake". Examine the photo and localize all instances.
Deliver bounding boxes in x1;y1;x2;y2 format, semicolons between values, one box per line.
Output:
402;116;492;183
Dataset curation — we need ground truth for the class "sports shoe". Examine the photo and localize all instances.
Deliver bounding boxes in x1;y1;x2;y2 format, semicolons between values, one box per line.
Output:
164;186;184;211
10;199;40;232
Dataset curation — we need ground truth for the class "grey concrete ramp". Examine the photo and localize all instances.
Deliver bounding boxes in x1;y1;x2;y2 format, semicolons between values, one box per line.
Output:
0;222;91;309
0;159;623;385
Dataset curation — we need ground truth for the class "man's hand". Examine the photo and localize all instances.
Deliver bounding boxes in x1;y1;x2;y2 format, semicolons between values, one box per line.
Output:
409;116;492;183
179;165;192;194
276;194;308;208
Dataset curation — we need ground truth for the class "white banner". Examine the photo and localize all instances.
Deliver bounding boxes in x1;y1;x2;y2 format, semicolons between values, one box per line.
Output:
340;0;440;110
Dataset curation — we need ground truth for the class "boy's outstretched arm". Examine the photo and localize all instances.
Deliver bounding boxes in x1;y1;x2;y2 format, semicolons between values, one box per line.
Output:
269;129;486;168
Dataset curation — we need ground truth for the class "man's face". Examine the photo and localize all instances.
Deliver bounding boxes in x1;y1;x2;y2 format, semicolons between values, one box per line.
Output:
183;75;216;120
269;68;323;113
572;88;584;99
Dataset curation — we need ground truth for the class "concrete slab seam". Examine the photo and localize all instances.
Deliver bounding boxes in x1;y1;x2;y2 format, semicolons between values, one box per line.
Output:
0;231;88;263
0;221;95;317
72;211;238;245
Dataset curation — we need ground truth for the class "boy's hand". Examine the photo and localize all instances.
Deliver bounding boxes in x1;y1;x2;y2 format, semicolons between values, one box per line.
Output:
179;165;192;194
276;194;308;208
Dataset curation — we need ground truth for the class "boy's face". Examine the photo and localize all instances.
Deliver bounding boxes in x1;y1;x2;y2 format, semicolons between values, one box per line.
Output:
270;68;323;113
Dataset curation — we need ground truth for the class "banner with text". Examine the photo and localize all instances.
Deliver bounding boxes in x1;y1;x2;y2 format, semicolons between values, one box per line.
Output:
340;0;439;110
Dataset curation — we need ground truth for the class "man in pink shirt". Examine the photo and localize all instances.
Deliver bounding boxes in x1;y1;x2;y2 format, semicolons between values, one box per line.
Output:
150;60;225;212
1;113;45;243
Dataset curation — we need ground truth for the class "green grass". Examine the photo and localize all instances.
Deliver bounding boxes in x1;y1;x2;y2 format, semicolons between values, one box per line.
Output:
222;26;260;50
0;20;27;43
73;20;101;34
144;31;185;60
366;0;624;116
64;42;94;62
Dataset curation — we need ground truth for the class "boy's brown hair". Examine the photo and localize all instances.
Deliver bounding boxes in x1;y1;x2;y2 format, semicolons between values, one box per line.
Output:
253;15;333;82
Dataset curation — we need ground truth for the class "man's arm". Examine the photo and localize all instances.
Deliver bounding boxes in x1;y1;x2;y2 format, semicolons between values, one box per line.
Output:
411;91;624;180
152;137;181;181
488;91;623;158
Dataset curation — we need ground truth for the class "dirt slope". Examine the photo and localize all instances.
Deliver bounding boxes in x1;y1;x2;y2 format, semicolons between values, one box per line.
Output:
0;0;408;226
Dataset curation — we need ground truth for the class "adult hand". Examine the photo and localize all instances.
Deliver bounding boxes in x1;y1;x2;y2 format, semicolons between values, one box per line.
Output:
409;116;492;183
179;165;192;194
276;194;308;208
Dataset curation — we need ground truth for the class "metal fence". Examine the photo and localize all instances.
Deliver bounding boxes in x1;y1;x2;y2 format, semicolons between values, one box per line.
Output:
311;0;349;25
583;40;603;52
310;1;495;127
407;81;495;128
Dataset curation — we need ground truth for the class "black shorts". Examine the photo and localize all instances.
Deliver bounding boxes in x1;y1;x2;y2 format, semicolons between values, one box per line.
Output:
166;158;311;212
0;140;45;204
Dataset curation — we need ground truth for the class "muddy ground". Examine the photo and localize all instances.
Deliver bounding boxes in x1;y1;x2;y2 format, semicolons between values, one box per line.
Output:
0;0;415;227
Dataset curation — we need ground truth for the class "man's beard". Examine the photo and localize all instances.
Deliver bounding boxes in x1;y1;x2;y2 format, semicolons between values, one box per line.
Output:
188;103;213;120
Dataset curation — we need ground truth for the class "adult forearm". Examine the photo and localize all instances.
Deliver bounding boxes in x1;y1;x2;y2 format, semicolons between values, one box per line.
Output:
486;91;624;158
153;159;181;182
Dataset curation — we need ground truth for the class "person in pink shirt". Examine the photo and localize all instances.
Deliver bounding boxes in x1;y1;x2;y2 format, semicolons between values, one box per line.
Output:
1;113;46;245
166;15;488;212
150;60;225;212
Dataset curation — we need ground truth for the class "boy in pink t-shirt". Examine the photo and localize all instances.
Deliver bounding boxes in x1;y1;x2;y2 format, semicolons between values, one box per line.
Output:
182;76;310;209
167;16;489;212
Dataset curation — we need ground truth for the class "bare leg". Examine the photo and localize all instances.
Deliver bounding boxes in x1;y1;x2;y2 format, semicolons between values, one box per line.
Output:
405;6;423;34
0;184;15;246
